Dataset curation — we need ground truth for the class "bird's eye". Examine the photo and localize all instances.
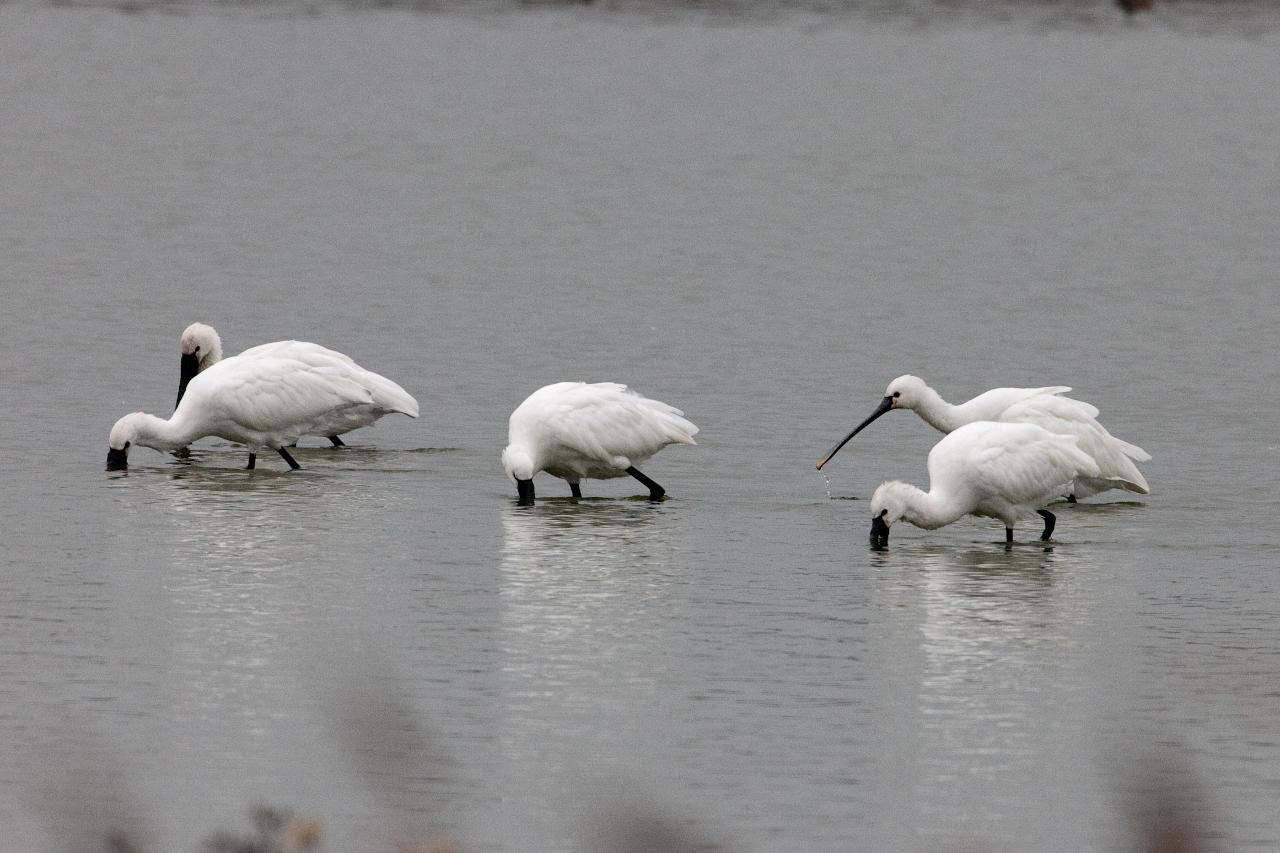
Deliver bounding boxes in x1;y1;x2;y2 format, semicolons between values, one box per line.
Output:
892;391;901;398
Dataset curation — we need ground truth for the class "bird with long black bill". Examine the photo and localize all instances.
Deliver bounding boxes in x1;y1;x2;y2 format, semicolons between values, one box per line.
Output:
108;351;417;471
176;323;416;448
867;421;1102;547
817;374;1149;501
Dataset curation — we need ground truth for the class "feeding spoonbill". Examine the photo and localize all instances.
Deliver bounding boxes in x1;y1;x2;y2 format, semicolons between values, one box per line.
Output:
868;421;1102;547
501;382;698;505
817;374;1150;500
177;323;417;447
107;352;418;471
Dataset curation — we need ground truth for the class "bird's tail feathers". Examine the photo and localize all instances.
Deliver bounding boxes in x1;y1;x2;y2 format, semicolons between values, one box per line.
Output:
362;373;419;418
664;413;699;445
643;399;698;445
1097;442;1150;493
1115;476;1151;495
1115;438;1151;462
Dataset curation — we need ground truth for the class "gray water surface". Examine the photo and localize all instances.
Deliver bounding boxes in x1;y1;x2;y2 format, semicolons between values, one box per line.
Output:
2;2;1279;850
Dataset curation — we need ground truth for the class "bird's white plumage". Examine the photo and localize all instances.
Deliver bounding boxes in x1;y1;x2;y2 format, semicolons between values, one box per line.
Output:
178;323;418;422
881;375;1148;497
111;352;417;465
872;421;1102;536
997;393;1148;497
502;382;698;485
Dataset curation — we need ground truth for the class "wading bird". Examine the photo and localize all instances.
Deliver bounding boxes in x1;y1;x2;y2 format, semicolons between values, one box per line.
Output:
177;323;416;447
868;421;1102;547
108;352;418;471
501;382;698;505
817;374;1149;500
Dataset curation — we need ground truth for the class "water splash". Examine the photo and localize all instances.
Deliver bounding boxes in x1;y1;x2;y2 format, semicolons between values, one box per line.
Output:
820;471;833;500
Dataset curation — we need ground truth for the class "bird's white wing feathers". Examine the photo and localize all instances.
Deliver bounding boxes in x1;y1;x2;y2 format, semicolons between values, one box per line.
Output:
183;355;399;444
513;382;698;466
1000;395;1149;491
1036;392;1100;420
930;422;1100;507
236;340;418;417
957;385;1100;422
238;340;357;366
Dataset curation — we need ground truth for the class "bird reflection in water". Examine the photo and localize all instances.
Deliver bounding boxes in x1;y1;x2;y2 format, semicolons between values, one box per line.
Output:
153;465;390;786
501;498;670;582
868;542;1095;837
498;499;680;822
498;498;671;671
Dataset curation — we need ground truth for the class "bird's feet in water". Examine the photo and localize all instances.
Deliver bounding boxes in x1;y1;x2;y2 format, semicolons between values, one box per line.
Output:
625;466;666;501
277;446;301;470
1037;509;1056;541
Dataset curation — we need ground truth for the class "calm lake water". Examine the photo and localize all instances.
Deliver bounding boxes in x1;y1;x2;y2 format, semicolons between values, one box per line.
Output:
2;1;1279;850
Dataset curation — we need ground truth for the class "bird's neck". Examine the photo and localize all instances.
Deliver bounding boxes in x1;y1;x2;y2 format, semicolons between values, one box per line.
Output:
899;483;967;530
131;412;199;452
909;386;964;433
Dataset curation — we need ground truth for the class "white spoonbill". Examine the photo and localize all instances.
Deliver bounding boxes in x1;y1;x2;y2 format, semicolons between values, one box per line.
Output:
868;421;1102;547
107;352;418;471
176;323;417;446
817;374;1150;500
501;382;699;505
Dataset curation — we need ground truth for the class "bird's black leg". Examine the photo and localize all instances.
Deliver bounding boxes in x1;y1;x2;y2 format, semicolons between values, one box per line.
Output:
1065;494;1077;504
1005;526;1014;544
247;453;256;470
1037;509;1056;541
329;435;346;448
570;482;582;499
625;466;665;501
277;447;302;470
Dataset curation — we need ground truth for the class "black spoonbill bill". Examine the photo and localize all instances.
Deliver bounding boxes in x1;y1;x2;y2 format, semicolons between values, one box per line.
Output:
501;382;699;505
868;421;1102;547
176;323;417;447
108;352;418;471
817;374;1149;500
